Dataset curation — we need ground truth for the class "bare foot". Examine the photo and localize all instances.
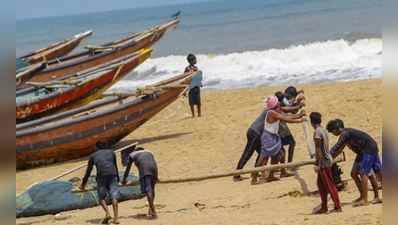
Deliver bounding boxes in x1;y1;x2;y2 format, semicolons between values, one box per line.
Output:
233;176;243;182
313;207;328;214
251;178;259;185
101;216;112;224
353;200;369;207
147;213;158;220
329;207;342;213
112;219;120;224
371;197;382;204
352;197;363;203
251;173;259;185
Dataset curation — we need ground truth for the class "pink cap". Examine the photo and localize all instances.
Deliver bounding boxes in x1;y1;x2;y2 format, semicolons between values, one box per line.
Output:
264;96;279;109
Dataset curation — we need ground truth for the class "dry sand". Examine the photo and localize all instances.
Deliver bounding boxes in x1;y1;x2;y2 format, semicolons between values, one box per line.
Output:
16;79;382;225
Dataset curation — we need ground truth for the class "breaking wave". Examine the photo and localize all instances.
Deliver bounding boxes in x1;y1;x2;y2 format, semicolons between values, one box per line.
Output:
110;38;382;92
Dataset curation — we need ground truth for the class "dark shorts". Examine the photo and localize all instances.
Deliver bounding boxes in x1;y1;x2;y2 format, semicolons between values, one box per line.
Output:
358;153;382;176
140;175;156;194
97;175;120;201
189;87;201;106
281;135;295;146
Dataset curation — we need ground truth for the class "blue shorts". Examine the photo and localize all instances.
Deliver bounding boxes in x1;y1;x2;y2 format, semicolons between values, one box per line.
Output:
358;153;382;176
140;175;156;195
97;175;120;201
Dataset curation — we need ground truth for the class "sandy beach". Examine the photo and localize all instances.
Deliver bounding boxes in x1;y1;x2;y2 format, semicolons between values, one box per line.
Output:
16;79;382;225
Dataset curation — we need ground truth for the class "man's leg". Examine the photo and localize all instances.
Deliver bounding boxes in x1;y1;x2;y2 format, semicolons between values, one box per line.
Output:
279;148;294;177
197;104;201;117
374;154;383;185
322;168;342;211
97;180;112;224
267;155;280;182
287;136;296;163
111;199;119;224
314;171;328;214
354;174;369;206
251;154;267;184
145;177;157;219
351;163;363;202
235;130;258;180
369;174;382;204
99;200;112;224
190;104;195;117
109;179;120;224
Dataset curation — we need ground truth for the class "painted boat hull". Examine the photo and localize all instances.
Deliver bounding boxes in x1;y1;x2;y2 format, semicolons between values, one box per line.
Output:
16;49;152;122
18;30;93;65
16;71;195;169
18;19;179;85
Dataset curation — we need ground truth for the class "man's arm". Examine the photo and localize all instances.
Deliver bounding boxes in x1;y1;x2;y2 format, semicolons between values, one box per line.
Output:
113;153;120;182
281;105;301;113
281;109;306;119
272;110;305;123
80;157;94;189
330;134;347;158
122;158;133;184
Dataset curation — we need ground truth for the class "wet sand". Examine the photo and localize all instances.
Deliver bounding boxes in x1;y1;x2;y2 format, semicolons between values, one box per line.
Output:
16;79;382;225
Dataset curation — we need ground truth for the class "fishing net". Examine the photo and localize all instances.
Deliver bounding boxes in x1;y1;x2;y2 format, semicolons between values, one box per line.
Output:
16;172;143;218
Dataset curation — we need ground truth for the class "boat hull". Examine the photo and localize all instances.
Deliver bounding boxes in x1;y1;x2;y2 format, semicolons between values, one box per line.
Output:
16;83;187;169
19;30;93;65
22;20;178;84
16;49;151;122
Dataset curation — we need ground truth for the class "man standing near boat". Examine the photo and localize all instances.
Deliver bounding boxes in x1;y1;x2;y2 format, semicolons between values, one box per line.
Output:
184;54;203;117
80;141;120;224
122;147;159;219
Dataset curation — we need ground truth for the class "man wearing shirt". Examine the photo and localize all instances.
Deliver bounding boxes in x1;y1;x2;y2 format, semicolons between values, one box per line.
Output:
310;112;341;214
327;119;382;207
184;54;203;117
80;141;120;224
122;148;158;219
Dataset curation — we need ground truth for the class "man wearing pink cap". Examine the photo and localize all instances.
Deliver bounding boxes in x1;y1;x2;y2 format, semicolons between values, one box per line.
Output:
251;96;306;184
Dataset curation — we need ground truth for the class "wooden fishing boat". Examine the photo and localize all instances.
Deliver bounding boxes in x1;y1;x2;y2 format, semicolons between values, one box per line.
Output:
17;30;93;66
17;19;179;86
16;70;198;169
16;48;152;122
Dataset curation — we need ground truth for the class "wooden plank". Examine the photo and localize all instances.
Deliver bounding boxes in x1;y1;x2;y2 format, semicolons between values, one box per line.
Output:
74;157;344;192
159;157;344;184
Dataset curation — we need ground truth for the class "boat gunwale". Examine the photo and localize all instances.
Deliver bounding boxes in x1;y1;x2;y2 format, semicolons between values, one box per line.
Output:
16;50;150;107
40;19;179;74
17;30;93;60
16;71;195;137
16;49;149;95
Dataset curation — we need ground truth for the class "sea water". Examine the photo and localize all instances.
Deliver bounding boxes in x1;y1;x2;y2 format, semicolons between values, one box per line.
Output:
16;0;382;90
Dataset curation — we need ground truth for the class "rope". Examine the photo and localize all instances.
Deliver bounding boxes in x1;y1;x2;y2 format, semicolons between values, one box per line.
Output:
111;62;125;82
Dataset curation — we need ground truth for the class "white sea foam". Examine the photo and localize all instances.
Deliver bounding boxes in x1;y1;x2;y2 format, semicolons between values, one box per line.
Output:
109;38;382;92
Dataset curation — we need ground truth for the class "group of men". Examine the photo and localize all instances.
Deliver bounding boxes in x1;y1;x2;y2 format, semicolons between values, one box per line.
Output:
234;87;382;213
78;56;382;222
80;141;158;224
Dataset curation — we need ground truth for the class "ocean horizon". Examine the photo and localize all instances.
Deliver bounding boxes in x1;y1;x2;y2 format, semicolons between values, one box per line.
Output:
16;0;382;90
